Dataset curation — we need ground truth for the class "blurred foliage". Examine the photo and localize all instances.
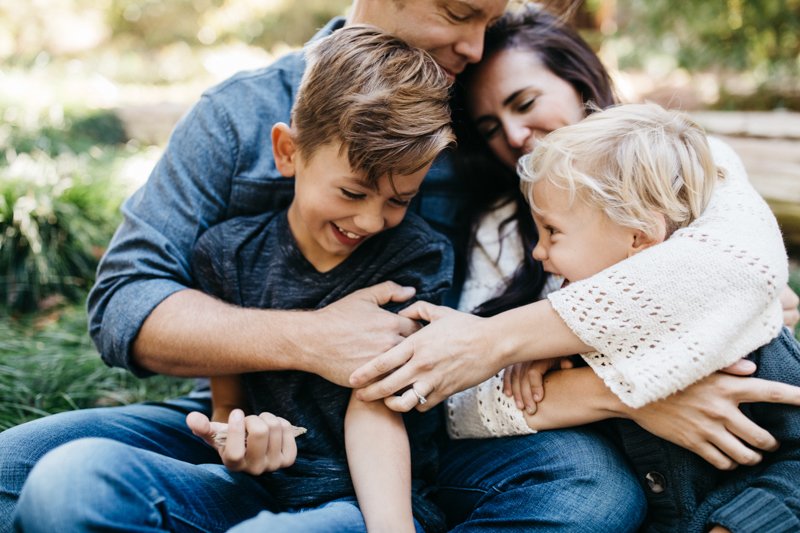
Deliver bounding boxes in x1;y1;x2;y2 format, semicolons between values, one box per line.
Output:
0;150;125;312
614;0;800;108
0;303;193;430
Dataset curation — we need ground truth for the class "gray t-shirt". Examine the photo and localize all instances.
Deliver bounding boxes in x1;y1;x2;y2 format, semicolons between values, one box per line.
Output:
192;209;453;531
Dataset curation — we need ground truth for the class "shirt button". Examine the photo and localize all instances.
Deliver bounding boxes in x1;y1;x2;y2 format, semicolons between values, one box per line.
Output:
645;471;666;493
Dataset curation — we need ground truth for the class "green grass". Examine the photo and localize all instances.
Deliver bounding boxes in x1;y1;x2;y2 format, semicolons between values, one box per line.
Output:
0;302;193;431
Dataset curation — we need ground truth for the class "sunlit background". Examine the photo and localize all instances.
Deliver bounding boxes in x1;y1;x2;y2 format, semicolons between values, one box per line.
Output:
1;0;798;427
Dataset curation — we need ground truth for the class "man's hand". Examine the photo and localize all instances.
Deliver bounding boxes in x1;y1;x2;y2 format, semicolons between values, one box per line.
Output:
780;283;800;329
351;301;499;412
625;372;800;470
306;281;420;386
186;410;298;475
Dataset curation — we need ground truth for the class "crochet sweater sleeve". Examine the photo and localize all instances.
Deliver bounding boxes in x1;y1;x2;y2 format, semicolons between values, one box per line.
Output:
548;137;787;408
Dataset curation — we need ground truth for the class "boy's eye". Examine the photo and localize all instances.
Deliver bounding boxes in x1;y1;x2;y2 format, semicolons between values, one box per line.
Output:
340;188;365;200
390;197;411;207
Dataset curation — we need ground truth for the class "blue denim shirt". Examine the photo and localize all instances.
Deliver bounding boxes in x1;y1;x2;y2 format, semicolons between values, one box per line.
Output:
87;18;466;374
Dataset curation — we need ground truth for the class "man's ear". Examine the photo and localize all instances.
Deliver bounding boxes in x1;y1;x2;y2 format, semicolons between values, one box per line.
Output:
628;213;667;257
272;122;297;178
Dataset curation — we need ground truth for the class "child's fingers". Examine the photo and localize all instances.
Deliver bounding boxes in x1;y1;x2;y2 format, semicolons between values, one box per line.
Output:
559;357;574;370
510;367;526;410
220;410;247;468
277;417;298;469
519;371;538;415
503;367;514;397
527;365;545;404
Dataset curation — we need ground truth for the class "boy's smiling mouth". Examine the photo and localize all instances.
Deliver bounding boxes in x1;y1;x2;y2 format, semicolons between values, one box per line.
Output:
331;223;367;245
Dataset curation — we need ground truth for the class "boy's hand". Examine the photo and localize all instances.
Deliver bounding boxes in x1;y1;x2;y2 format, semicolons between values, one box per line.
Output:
186;409;299;475
503;357;573;415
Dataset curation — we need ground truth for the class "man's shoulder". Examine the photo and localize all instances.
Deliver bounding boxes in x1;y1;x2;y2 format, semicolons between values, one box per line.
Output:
201;51;304;113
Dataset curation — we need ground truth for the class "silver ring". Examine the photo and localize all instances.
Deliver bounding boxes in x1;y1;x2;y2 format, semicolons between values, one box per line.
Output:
412;385;427;405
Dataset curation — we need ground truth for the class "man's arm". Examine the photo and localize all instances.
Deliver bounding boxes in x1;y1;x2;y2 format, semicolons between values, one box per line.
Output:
133;284;419;385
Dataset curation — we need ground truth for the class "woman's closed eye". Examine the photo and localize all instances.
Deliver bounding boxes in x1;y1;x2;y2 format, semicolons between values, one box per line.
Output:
515;97;537;113
477;121;500;140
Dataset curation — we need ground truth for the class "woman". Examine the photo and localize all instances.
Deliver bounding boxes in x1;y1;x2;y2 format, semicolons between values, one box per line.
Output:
351;4;800;529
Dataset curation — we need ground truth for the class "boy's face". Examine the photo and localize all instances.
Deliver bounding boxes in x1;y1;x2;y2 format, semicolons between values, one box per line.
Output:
352;0;507;80
286;142;428;272
530;179;640;286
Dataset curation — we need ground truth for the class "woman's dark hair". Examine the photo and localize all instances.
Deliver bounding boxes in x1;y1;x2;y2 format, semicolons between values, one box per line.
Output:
452;3;618;317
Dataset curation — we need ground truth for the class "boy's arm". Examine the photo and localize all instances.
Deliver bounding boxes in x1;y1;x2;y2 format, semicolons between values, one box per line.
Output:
210;375;247;422
345;393;416;533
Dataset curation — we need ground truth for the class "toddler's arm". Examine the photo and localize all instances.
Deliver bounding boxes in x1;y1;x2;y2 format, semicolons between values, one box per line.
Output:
345;392;415;533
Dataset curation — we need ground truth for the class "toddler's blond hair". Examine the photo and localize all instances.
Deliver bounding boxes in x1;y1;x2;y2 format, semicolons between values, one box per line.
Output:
519;103;721;238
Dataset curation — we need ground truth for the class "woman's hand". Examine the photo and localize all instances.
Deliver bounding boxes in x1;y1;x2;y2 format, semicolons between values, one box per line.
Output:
780;283;800;329
623;372;800;470
350;301;500;412
186;409;298;475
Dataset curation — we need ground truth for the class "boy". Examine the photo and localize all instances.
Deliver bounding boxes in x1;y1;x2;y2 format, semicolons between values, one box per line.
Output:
184;25;454;533
500;103;799;532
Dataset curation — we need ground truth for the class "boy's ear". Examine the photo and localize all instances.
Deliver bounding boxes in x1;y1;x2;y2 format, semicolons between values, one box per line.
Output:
272;122;297;178
628;213;667;257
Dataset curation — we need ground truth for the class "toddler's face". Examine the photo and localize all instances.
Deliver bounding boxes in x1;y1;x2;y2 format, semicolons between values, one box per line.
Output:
530;179;638;285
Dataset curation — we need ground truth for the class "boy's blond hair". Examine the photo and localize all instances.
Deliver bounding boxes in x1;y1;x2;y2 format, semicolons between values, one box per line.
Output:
519;103;722;239
292;25;455;185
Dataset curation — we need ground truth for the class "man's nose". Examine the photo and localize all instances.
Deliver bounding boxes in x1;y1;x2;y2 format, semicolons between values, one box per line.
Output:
454;26;484;64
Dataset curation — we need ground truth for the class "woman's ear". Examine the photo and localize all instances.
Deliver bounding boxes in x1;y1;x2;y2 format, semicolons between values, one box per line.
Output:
272;122;297;178
628;213;667;257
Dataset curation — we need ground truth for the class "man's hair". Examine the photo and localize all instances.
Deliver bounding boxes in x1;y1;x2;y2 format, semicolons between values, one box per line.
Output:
292;25;455;185
519;103;722;239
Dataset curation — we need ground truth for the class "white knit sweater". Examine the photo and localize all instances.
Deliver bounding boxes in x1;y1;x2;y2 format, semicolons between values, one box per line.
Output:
447;137;787;439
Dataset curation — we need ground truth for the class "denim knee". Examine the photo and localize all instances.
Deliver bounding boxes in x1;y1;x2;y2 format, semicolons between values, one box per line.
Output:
15;438;158;533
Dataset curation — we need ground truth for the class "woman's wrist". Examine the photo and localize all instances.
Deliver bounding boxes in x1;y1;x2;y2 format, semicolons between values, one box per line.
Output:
488;299;592;368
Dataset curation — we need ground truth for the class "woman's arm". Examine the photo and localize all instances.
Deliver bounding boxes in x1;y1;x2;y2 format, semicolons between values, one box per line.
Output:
353;139;789;408
345;393;415;533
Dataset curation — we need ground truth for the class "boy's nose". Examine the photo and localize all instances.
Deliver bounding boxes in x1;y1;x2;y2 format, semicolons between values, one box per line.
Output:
353;211;385;235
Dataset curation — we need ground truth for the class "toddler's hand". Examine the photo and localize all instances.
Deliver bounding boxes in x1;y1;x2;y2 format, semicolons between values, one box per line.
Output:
502;357;572;415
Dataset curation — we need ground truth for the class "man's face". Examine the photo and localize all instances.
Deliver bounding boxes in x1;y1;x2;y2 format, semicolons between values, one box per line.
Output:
351;0;507;79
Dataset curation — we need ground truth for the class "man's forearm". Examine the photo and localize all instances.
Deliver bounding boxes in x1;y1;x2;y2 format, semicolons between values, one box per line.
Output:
132;289;309;377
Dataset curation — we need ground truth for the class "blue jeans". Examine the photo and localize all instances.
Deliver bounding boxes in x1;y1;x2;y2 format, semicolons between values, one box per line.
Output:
435;430;646;532
1;398;644;532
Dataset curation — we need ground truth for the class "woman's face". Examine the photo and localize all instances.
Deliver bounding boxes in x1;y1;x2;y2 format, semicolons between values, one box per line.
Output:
466;47;586;169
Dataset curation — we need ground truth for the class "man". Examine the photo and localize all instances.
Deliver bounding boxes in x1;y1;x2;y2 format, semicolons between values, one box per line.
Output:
2;2;646;531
